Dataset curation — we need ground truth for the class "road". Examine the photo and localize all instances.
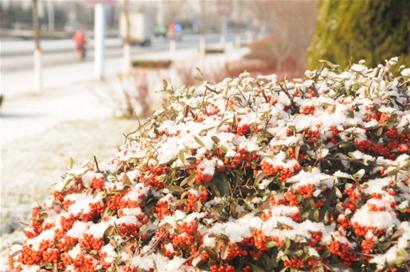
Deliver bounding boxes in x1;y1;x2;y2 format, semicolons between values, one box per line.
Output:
1;33;243;72
0;32;247;97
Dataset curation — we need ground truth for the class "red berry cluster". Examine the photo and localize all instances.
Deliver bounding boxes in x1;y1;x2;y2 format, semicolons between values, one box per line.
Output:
210;264;235;272
301;105;315;115
329;240;357;265
261;161;297;183
223;148;258;169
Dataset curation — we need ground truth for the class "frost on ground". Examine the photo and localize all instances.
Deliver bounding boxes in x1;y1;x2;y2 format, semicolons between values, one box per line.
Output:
1;118;137;249
5;58;410;271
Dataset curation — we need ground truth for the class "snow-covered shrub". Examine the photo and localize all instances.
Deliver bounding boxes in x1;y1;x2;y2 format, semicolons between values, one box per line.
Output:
8;59;410;271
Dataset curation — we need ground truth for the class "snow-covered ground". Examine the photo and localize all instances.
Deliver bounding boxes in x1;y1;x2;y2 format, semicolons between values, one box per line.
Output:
1;118;137;244
1;81;113;144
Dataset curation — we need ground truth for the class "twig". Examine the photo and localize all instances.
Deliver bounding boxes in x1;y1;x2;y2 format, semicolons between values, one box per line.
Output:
311;82;319;97
205;85;219;94
94;155;101;172
18;220;30;227
258;82;269;103
140;231;167;256
123;118;150;141
279;82;298;113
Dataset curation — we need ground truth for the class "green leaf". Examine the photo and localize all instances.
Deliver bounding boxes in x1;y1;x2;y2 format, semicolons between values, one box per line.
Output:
220;146;228;153
302;209;310;219
180;175;191;187
168;185;185;194
37;212;48;220
214;174;231;196
294;145;301;160
335;187;343;198
254;171;266;184
178;150;185;165
103;226;114;243
353;169;365;180
313;209;320;221
285;238;291;249
62;177;73;191
185;157;197;164
194;136;205;147
220;243;229;260
195;67;204;80
321;250;331;258
265;241;277;248
251;264;265;272
319;59;339;69
324;210;331;224
211;136;220;144
162;79;169;90
217;118;231;131
66;157;74;170
122;174;132;186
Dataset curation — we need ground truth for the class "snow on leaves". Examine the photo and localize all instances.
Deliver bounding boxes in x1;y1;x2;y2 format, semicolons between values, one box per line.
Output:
8;59;410;272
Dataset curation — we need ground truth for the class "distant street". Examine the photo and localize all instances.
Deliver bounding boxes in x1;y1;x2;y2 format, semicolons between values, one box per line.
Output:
0;32;247;97
1;41;248;144
1;33;241;72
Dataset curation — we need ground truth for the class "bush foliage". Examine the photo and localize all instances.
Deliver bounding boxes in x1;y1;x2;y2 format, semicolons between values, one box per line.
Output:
308;0;410;68
8;59;410;272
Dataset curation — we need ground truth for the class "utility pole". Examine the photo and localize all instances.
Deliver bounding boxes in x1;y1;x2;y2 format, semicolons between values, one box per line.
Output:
246;31;253;45
169;31;176;58
32;0;42;94
199;34;206;58
47;1;55;31
235;0;242;48
198;1;206;57
217;0;230;50
122;0;131;73
220;16;227;49
235;31;241;48
94;3;106;80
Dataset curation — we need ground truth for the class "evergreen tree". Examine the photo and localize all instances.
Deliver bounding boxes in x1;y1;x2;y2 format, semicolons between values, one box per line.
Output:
308;0;410;68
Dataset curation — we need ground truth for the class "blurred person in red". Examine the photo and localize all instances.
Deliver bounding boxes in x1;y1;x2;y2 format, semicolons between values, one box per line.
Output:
73;29;86;60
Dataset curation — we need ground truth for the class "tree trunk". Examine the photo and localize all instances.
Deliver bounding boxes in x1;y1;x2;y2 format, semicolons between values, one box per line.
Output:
94;3;106;80
123;0;131;73
32;0;42;94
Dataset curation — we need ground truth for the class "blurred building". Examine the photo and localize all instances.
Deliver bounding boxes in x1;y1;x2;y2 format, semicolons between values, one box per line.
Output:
0;0;118;33
0;0;264;36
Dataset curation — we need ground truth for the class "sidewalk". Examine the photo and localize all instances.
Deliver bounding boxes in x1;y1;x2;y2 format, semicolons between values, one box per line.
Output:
1;56;124;97
1;80;114;143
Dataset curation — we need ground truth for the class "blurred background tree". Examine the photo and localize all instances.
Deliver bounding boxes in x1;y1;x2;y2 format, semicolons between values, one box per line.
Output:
245;0;317;77
308;0;410;68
